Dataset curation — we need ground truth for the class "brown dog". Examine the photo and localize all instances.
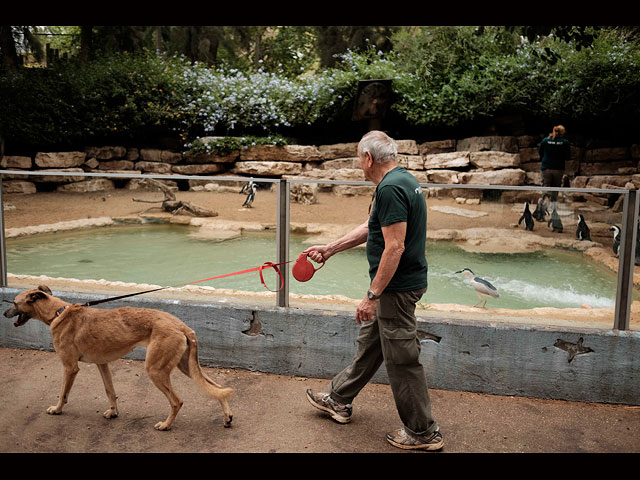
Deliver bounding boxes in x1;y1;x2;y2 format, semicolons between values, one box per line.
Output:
3;285;233;431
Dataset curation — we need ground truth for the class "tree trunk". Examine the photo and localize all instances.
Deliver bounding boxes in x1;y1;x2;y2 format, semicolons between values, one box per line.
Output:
79;25;93;62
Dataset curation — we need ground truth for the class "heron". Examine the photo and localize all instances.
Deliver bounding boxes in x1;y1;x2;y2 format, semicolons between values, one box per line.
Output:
455;268;499;308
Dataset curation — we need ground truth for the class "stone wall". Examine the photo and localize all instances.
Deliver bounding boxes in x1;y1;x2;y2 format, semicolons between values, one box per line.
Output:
2;136;640;203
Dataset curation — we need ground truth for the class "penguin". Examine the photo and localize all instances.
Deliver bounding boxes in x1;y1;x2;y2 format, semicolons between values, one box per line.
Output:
610;225;620;256
240;180;255;195
548;206;563;233
532;194;550;222
576;214;591;241
242;182;257;208
518;201;535;231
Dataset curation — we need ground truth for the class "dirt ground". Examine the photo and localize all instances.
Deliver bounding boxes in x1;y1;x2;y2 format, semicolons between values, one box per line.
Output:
1;347;639;454
1;186;617;239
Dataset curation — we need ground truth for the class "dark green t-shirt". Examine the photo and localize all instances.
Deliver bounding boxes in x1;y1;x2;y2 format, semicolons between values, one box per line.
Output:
366;166;428;292
539;136;570;171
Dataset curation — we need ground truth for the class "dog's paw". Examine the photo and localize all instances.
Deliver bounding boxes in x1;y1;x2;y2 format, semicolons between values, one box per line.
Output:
154;421;171;431
224;415;233;428
46;406;62;415
103;408;118;419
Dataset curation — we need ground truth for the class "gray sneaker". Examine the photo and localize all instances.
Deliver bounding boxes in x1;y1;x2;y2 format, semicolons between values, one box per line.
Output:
386;427;444;451
306;388;352;424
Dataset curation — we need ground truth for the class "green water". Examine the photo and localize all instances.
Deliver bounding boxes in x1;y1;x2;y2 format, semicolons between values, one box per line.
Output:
6;224;623;309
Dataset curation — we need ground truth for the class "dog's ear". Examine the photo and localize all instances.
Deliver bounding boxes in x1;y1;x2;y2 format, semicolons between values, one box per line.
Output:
37;285;52;295
26;291;49;304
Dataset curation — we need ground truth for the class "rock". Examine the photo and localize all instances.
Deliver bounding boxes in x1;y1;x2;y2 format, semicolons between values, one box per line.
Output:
395;139;419;155
424;151;470;169
587;175;633;189
457;169;526;186
456;136;519;153
5;217;115;238
318;143;358;160
171;164;227;175
97;160;135;171
84;157;99;169
585;147;630;162
320;158;359;169
2;180;36;194
35;151;86;168
135;161;173;174
85;146;127;160
290;183;318;204
424;169;460;184
580;161;635;176
239;145;323;163
231;161;303;176
517;147;539;163
127;148;140;161
1;155;32;169
525;171;542;185
183;151;239;164
517;135;539;148
30;168;86;183
56;178;115;193
139;149;182;163
397;154;424;170
294;167;365;182
419;139;456;156
470;151;520;170
448;188;482;200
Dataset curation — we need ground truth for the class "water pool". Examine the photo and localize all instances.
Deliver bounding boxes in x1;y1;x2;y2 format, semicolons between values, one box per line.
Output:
6;224;623;309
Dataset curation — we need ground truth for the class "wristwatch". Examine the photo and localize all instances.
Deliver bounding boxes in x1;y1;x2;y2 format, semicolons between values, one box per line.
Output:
367;289;380;300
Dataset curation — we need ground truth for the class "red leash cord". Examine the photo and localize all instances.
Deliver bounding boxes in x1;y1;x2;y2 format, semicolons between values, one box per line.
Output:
82;260;291;307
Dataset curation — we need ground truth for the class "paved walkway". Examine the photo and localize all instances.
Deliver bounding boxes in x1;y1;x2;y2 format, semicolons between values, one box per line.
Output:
0;347;638;454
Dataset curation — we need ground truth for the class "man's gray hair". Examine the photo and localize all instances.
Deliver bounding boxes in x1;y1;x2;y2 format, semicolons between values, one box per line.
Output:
358;130;397;164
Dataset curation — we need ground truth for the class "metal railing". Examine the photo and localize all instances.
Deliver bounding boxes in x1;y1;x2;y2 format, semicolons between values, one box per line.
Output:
0;169;637;330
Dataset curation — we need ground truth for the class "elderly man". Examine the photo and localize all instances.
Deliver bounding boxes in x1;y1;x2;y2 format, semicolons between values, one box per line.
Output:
304;130;443;451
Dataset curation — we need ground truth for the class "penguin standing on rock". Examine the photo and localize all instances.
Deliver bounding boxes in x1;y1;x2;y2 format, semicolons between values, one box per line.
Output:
610;225;620;256
518;201;535;231
532;194;550;222
548;206;563;233
576;214;591;241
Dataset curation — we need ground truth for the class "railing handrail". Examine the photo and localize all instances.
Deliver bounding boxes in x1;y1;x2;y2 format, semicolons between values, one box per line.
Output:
0;169;636;330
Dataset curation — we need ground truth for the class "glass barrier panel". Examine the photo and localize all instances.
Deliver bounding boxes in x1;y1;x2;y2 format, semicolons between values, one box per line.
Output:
424;185;626;331
2;172;281;303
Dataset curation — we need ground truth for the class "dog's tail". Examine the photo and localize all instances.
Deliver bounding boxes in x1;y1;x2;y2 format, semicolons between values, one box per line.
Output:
184;331;234;402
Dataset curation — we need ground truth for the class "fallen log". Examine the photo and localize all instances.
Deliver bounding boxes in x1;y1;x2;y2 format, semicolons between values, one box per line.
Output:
132;178;218;217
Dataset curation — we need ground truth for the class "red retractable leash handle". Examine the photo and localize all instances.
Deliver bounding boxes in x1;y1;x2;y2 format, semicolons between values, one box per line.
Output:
291;252;325;282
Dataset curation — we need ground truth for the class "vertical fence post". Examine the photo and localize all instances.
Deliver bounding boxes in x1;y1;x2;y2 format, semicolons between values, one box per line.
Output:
0;174;7;288
614;189;638;330
276;179;290;307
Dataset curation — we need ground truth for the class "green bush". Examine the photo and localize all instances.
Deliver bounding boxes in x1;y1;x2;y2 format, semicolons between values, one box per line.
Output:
1;28;639;154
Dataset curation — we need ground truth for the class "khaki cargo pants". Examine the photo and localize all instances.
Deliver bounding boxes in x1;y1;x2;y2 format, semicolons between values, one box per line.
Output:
328;287;439;437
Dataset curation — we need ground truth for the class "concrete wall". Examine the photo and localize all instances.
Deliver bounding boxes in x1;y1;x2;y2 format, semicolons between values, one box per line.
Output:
1;288;638;406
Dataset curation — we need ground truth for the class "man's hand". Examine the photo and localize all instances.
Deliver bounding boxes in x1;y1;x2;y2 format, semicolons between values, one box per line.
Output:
356;296;378;324
303;245;330;264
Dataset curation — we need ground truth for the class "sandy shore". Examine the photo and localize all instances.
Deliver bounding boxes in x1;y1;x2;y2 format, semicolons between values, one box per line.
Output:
2;187;637;329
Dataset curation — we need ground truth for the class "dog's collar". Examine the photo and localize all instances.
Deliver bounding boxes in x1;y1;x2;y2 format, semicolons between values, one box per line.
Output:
49;305;69;324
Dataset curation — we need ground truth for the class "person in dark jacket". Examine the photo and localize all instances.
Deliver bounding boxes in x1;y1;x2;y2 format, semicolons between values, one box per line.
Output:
539;125;570;204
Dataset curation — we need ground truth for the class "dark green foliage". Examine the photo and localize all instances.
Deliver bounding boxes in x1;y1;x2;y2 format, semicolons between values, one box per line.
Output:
1;27;639;154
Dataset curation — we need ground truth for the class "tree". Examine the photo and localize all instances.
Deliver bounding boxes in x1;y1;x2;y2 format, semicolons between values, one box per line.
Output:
0;25;43;72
